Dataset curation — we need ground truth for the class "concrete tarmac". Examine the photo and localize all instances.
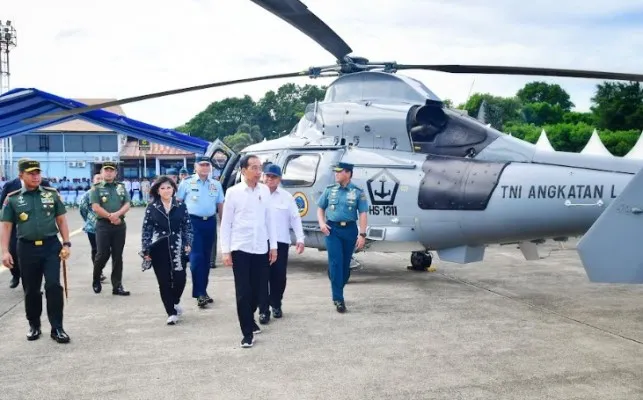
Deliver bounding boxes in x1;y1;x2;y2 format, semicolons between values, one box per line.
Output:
0;208;642;399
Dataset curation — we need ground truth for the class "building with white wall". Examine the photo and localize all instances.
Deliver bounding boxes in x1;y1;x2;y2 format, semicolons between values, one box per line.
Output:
9;98;125;180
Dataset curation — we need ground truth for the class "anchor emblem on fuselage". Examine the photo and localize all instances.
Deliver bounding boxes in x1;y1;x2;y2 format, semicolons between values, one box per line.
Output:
366;169;400;206
374;177;391;199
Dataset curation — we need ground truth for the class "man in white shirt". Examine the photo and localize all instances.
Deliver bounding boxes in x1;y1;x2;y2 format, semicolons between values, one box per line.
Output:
257;163;304;324
220;154;278;348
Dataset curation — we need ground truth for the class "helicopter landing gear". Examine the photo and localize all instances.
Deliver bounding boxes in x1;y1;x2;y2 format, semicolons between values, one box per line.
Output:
407;251;436;272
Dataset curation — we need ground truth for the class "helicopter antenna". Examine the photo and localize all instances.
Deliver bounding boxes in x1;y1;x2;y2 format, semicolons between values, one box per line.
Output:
464;78;476;111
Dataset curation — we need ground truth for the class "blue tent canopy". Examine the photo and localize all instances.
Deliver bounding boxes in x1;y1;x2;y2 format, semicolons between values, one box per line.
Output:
0;88;210;154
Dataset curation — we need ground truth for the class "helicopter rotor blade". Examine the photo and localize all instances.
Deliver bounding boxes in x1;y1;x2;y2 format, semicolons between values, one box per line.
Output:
23;71;311;123
394;64;643;82
249;0;352;61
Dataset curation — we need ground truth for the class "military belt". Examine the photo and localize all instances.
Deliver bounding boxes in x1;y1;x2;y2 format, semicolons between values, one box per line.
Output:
327;220;356;227
19;236;58;246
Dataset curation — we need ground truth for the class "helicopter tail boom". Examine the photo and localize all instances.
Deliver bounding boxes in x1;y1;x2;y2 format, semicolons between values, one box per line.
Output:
576;166;643;284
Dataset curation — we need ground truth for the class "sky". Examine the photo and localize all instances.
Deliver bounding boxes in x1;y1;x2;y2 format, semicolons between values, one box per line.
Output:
3;0;643;130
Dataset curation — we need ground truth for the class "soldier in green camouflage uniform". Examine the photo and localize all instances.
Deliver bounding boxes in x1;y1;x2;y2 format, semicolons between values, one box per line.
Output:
1;159;72;343
90;162;131;296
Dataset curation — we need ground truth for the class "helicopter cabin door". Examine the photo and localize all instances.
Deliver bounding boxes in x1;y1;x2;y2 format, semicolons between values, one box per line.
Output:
276;148;344;225
204;139;237;192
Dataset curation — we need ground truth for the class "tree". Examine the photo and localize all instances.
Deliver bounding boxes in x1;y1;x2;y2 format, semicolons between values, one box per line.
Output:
180;96;260;140
256;83;327;139
590;82;643;131
516;82;574;111
522;102;566;125
224;132;253;152
459;93;524;130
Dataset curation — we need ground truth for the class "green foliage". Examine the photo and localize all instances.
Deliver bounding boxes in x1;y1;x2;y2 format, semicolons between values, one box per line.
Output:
177;79;642;156
590;82;643;131
457;93;523;130
517;81;574;111
178;83;327;145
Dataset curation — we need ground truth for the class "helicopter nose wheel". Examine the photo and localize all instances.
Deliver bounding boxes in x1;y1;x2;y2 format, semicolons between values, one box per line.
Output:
408;251;436;272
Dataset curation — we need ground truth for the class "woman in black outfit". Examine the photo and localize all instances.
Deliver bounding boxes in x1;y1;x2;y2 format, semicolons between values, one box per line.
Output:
141;176;193;325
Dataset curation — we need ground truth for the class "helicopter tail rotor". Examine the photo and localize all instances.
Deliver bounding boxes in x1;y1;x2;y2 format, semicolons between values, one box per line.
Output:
576;168;643;284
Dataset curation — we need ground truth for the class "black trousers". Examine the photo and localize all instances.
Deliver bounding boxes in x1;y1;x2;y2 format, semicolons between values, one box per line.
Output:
259;242;289;314
87;232;97;264
9;232;20;280
150;239;186;316
17;236;64;329
93;219;127;288
232;250;269;337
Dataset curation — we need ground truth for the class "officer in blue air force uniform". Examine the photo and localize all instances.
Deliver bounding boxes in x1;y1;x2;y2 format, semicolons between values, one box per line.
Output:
316;162;368;313
176;156;224;308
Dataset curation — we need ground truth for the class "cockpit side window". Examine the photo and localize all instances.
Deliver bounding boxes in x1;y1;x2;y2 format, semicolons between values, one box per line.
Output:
280;154;321;187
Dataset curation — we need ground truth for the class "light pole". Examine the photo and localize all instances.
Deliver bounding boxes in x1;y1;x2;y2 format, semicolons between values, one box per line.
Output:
0;19;17;178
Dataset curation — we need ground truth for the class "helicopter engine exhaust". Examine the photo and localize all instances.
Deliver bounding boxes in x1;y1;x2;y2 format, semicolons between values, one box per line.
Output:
406;100;448;141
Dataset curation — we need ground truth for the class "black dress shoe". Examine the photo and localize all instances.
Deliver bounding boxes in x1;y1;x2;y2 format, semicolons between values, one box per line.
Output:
334;301;346;313
272;307;283;318
259;312;270;325
50;328;70;343
92;280;102;294
27;326;41;341
205;294;214;304
9;276;19;289
112;286;130;296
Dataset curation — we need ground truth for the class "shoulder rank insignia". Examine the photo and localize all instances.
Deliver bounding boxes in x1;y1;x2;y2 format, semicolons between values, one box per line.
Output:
4;190;20;206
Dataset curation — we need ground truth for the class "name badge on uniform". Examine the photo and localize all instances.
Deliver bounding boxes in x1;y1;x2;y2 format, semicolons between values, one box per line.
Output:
19;212;28;221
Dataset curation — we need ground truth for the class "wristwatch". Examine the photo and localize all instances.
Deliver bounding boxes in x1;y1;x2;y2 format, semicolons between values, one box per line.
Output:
63;242;72;247
359;233;366;238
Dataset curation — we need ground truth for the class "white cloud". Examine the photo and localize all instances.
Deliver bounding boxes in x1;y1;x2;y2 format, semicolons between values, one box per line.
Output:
3;0;642;130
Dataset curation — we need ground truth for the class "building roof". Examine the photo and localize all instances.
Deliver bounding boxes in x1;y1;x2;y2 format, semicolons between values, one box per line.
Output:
119;140;196;158
0;88;210;154
35;98;126;132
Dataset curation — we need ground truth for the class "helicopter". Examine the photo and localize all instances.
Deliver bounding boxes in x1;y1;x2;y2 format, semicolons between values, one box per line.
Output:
22;0;643;284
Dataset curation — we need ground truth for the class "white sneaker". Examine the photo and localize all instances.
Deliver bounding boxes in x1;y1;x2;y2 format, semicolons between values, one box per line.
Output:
174;304;183;316
166;315;178;325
